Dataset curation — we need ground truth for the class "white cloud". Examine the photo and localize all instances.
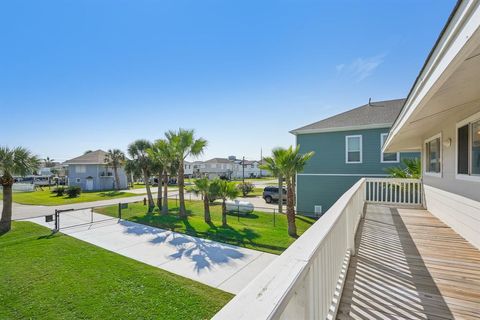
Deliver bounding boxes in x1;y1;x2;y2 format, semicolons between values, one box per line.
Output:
336;54;386;81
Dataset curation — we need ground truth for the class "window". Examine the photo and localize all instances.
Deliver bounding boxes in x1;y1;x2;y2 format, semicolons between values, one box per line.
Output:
380;133;399;163
346;135;362;163
425;134;441;175
75;165;86;173
457;114;480;179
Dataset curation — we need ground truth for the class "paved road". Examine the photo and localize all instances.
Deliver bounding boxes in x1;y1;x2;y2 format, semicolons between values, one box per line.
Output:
27;210;277;294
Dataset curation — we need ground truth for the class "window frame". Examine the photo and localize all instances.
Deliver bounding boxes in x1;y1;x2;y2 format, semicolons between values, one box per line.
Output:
345;135;363;164
75;165;86;174
424;133;442;178
380;133;400;163
455;111;480;182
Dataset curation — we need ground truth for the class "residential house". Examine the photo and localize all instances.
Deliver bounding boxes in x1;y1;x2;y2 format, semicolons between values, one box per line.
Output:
213;2;480;319
232;159;262;179
291;99;419;215
184;161;194;178
64;150;128;191
199;158;235;179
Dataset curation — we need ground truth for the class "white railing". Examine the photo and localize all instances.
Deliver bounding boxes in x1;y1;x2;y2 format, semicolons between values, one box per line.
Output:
213;178;366;320
365;178;422;206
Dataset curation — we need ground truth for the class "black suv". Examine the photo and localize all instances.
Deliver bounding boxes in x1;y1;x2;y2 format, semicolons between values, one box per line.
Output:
262;186;287;203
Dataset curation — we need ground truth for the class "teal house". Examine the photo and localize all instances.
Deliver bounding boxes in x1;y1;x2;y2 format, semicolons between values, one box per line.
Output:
291;98;419;215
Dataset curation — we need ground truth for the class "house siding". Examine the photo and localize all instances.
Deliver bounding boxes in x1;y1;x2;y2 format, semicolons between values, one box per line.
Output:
68;164;128;191
417;111;480;249
296;127;419;215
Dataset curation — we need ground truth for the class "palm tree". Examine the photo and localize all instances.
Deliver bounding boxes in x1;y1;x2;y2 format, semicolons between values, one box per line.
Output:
260;148;285;213
212;179;239;227
263;146;314;237
189;178;216;223
104;149;126;190
43;156;55;168
125;159;141;188
386;158;421;179
0;147;40;234
166;129;207;219
147;139;177;214
128;139;155;213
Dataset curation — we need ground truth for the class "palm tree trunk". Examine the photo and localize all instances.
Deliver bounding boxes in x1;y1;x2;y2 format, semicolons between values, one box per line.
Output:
143;170;154;213
221;199;227;227
178;159;187;218
278;174;283;213
0;183;13;234
286;178;297;237
204;194;211;223
114;166;120;190
156;171;162;209
162;171;169;215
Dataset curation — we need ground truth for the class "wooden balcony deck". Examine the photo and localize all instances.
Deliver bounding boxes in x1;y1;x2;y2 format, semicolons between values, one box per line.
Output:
337;204;480;320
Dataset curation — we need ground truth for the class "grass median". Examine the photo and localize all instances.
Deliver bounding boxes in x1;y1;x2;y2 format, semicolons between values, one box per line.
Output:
96;199;316;255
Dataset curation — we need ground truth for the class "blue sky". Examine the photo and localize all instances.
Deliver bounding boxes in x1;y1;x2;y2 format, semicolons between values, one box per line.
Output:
1;0;455;162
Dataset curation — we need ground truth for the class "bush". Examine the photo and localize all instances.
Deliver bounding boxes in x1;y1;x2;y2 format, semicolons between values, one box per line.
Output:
236;182;255;197
52;186;66;196
65;186;82;198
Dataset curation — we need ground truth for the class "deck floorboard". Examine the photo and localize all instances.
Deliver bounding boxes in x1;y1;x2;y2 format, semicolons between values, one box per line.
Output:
336;204;480;320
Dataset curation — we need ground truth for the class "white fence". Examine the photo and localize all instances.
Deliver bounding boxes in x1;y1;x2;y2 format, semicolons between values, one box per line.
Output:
0;183;35;192
213;178;366;320
365;178;422;206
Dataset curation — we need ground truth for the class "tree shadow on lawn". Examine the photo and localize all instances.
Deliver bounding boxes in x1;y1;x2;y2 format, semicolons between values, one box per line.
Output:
128;212;288;254
118;219;251;273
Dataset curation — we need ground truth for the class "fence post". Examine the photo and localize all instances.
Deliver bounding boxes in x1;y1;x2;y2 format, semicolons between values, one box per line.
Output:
91;208;94;223
54;209;59;232
237;205;240;222
118;203;122;219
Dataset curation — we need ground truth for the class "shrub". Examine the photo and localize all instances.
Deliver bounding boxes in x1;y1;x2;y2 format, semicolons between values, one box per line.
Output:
52;186;66;196
236;182;255;197
65;186;82;198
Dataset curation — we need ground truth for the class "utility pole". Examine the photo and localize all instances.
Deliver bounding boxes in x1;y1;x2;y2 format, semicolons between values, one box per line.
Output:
242;156;245;185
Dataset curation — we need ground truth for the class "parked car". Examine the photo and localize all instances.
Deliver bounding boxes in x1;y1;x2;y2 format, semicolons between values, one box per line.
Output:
262;186;287;204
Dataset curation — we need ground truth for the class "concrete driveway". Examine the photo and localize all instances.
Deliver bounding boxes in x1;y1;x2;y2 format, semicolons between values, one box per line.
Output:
27;210;277;294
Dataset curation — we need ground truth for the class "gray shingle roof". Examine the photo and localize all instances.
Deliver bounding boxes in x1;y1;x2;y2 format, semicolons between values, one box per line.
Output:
291;98;406;134
205;158;233;164
64;150;108;165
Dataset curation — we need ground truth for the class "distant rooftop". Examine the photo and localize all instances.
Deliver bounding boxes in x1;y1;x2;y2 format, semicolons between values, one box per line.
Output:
290;98;406;135
64;150;108;165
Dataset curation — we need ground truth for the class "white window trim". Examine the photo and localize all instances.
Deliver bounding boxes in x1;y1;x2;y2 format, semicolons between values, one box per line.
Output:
455;111;480;182
380;133;400;163
75;165;86;174
345;135;362;164
424;133;442;178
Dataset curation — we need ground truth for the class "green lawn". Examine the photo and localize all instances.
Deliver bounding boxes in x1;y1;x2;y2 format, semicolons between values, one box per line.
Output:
1;189;139;206
0;222;232;320
96;199;315;254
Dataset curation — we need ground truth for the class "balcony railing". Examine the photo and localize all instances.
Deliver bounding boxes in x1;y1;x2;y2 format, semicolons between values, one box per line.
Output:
213;177;423;320
365;178;422;206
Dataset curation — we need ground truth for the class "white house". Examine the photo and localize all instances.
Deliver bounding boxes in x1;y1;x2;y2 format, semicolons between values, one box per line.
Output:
384;0;480;249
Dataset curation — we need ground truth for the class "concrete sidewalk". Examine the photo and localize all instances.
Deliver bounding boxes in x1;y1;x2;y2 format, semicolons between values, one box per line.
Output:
28;210;277;294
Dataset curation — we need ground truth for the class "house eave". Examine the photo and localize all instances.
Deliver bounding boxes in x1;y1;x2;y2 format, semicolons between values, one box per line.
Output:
290;123;392;135
384;0;480;153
